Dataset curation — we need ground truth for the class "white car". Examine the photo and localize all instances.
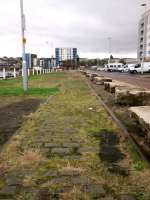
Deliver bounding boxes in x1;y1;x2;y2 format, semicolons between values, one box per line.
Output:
97;67;105;71
129;63;150;74
118;65;129;73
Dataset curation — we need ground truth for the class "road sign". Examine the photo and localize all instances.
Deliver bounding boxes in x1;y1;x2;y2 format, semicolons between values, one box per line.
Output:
23;38;26;44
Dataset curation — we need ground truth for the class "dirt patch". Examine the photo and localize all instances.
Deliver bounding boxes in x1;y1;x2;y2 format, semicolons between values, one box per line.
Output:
0;99;42;147
100;131;120;146
93;130;128;176
99;130;125;163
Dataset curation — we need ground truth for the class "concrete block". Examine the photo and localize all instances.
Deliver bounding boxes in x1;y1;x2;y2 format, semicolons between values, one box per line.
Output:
93;77;112;85
129;106;150;143
115;87;150;106
104;81;133;94
85;72;92;77
90;73;100;81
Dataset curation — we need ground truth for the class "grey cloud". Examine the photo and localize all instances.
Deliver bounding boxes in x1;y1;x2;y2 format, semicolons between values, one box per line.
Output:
0;0;149;57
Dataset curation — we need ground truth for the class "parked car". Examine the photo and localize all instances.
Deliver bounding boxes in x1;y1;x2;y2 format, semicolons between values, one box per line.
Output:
129;63;150;74
90;66;98;70
105;63;123;72
117;65;129;73
97;67;105;71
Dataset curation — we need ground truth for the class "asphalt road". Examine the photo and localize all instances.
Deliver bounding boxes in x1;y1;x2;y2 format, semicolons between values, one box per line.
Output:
93;71;150;89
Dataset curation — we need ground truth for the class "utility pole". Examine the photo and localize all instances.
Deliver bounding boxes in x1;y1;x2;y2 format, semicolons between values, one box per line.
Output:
20;0;28;91
46;41;54;69
141;3;147;74
108;37;112;64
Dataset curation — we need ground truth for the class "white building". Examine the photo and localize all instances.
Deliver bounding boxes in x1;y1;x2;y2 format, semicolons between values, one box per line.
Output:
138;9;150;61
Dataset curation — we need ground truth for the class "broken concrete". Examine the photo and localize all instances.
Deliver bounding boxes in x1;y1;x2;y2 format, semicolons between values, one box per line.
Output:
115;87;150;106
129;106;150;143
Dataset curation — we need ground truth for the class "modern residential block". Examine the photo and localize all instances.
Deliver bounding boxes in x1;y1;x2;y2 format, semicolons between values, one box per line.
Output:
138;9;150;61
55;48;78;67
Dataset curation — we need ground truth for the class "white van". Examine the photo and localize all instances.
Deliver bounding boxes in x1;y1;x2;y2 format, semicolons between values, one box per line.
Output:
129;62;150;74
105;63;123;72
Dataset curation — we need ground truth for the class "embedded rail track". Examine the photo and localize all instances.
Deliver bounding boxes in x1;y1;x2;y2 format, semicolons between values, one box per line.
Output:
84;76;150;166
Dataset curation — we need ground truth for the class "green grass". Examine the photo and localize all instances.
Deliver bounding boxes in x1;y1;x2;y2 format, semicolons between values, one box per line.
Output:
0;72;66;88
128;143;149;171
0;87;59;97
0;72;67;97
1;72;150;200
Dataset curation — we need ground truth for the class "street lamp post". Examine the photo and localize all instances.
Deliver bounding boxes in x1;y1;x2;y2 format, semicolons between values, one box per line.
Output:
20;0;28;91
46;41;55;69
141;3;147;74
108;37;112;64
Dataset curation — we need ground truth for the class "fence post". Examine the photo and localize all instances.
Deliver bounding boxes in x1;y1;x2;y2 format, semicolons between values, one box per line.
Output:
32;68;35;76
13;68;16;78
28;68;30;76
3;68;6;79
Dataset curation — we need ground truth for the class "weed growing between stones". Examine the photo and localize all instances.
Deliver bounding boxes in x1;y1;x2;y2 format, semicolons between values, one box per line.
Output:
0;72;149;199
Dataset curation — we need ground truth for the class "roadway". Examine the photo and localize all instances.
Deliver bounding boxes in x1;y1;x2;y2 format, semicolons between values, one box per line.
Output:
93;71;150;89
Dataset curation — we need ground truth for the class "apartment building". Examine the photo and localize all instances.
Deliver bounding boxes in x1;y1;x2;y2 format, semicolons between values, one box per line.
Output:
138;9;150;61
38;57;56;68
55;48;78;67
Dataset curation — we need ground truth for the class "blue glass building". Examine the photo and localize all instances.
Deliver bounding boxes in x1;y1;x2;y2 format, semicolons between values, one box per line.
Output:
55;48;78;67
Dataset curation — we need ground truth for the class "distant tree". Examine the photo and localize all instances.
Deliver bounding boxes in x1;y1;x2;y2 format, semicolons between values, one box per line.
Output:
80;60;87;66
110;55;114;60
120;59;126;65
99;59;108;66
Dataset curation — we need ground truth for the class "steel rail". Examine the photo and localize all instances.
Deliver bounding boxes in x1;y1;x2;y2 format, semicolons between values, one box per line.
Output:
84;77;150;166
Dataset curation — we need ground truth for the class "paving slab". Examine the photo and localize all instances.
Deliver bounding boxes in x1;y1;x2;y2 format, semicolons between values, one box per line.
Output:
118;195;136;200
0;186;17;197
101;197;115;200
51;147;73;157
115;87;150;106
82;184;106;197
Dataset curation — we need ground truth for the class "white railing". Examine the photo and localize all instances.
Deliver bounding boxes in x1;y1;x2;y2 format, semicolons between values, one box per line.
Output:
0;67;58;80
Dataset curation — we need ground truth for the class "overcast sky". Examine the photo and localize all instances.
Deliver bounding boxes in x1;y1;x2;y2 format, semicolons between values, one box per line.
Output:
0;0;149;58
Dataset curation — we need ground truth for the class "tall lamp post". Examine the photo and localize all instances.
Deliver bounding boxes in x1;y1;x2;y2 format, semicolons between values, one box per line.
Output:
108;37;112;64
141;3;147;74
46;41;54;69
20;0;28;91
